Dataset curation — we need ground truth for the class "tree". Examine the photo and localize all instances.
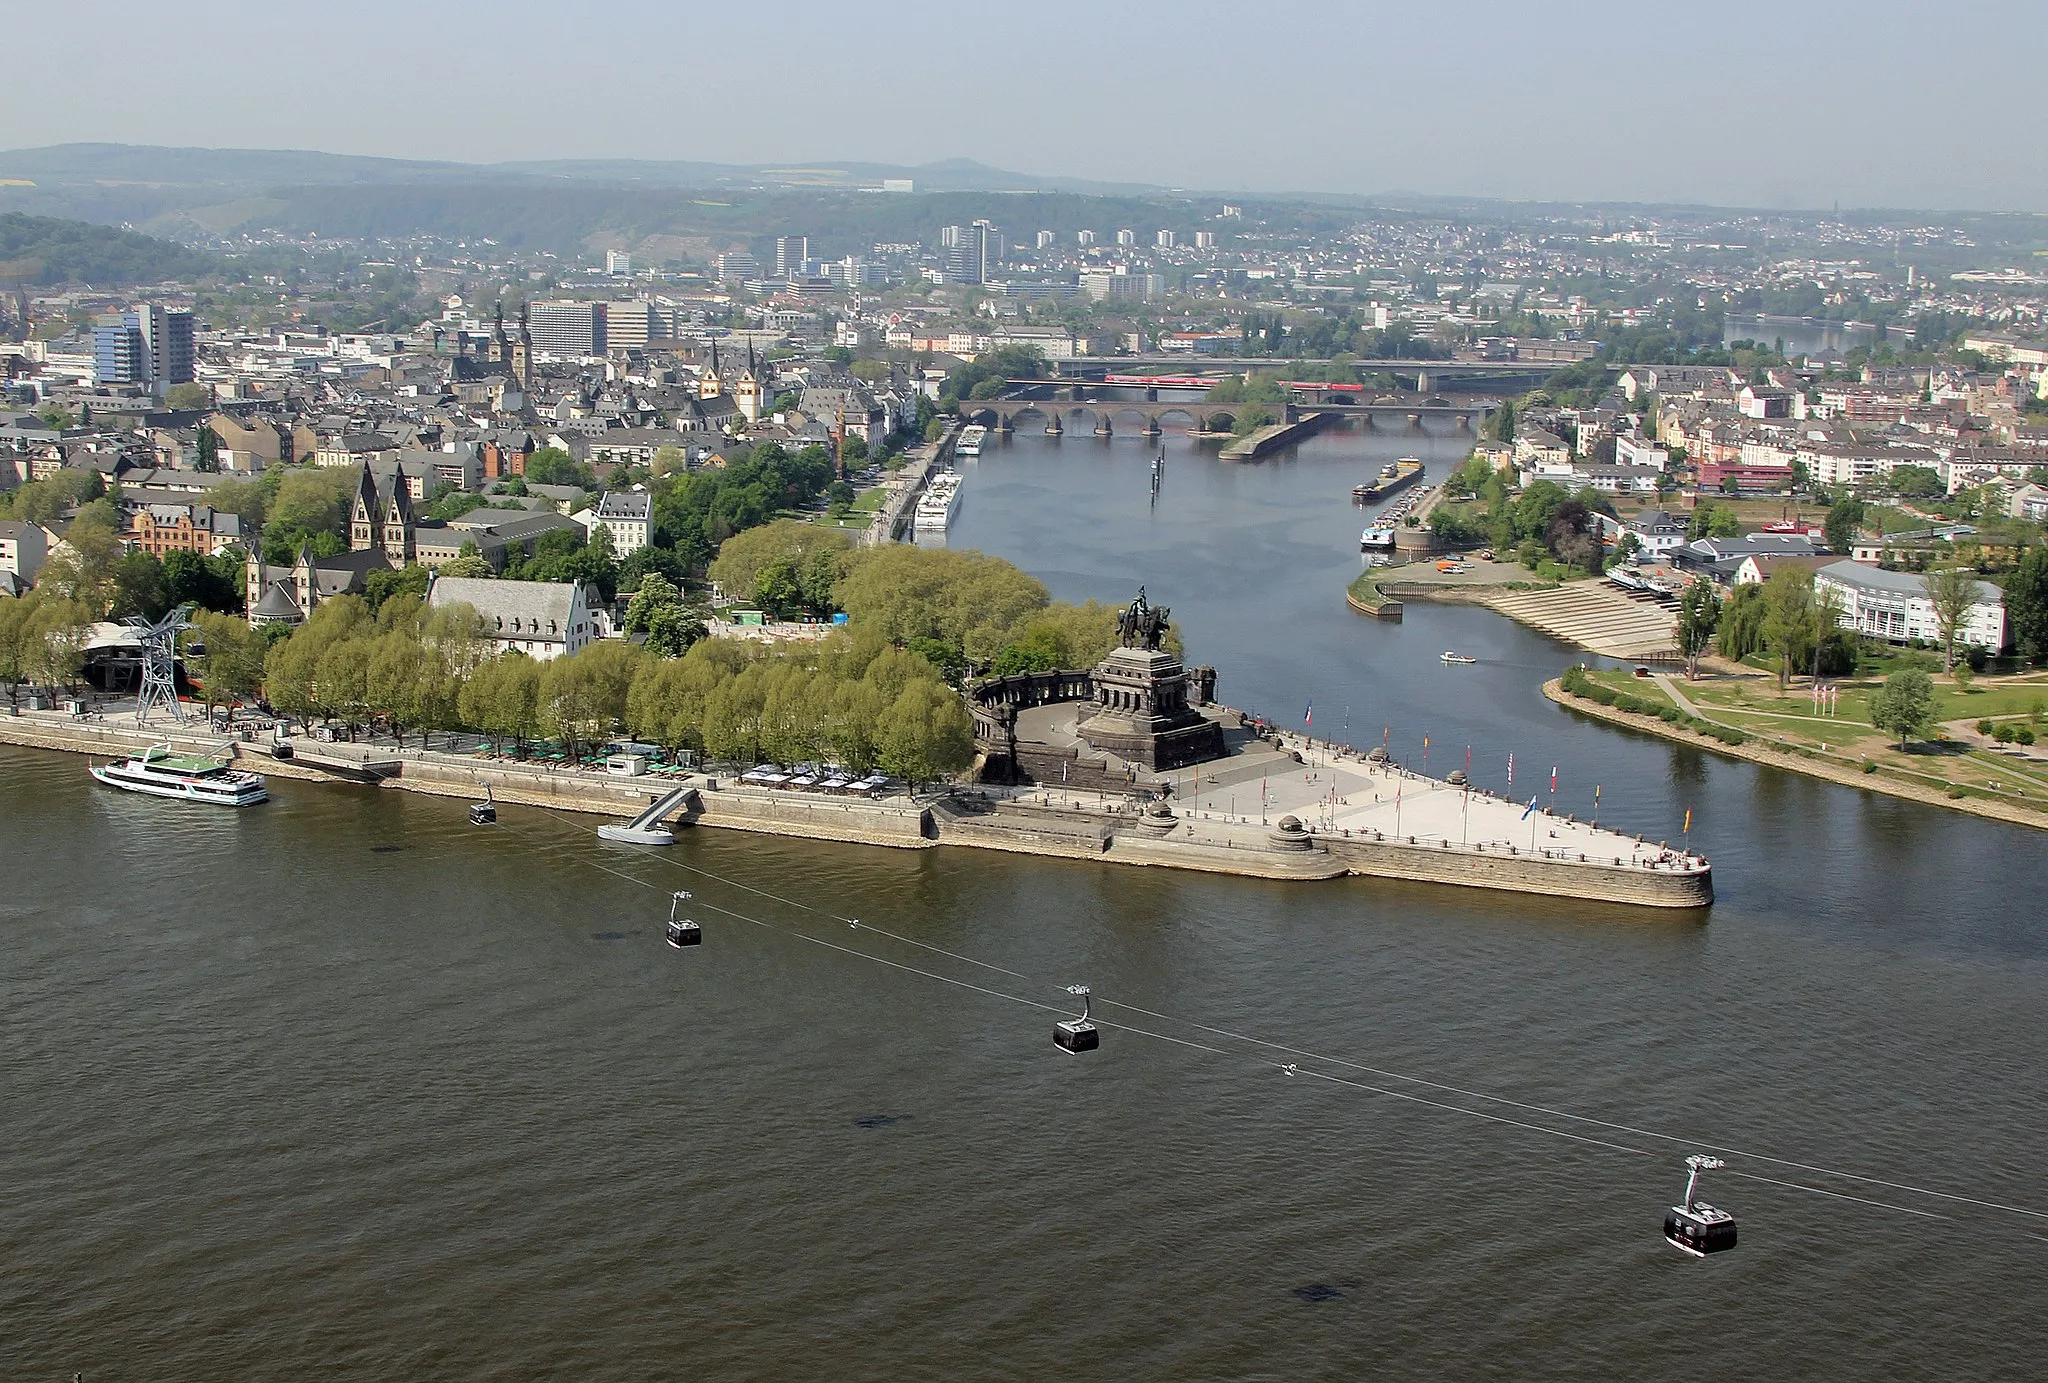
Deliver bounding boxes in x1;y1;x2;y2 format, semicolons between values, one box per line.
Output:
27;598;95;694
109;550;171;622
39;524;123;614
163;548;242;613
1491;399;1515;443
165;383;212;411
1923;566;1979;672
1870;668;1936;750
459;653;542;755
644;604;705;658
1824;498;1865;555
1677;581;1720;680
523;446;593;489
365;630;431;748
708;520;850;608
195;426;222;473
876;679;975;789
185;611;265;720
2005;548;2048;664
1760;568;1819;689
832;545;1050;661
439;553;496;579
1717;583;1767;663
0;593;41;708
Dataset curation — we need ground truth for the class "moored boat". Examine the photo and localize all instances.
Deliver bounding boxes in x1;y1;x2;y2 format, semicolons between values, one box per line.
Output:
89;744;268;806
955;424;987;457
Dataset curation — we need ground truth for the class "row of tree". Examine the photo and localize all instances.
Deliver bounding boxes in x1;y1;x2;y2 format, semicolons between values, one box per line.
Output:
252;592;973;784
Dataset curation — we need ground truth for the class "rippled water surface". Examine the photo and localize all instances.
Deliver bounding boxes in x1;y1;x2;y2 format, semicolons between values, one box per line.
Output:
6;424;2046;1379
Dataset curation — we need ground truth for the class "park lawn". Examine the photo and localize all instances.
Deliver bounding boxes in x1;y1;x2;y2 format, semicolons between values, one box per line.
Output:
1579;666;2048;807
852;487;888;513
1608;666;2048;728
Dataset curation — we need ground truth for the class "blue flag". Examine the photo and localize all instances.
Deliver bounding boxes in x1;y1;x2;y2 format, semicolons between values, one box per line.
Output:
1520;794;1538;820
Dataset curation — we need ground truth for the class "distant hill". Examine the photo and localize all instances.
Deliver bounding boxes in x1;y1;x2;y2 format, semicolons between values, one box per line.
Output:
0;211;215;285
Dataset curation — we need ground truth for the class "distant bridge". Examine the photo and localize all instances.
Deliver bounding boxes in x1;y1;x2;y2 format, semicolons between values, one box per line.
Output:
1037;356;1574;392
969;391;1494;438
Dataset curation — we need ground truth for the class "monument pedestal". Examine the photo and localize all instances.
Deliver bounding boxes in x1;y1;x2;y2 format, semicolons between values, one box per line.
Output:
1075;646;1225;771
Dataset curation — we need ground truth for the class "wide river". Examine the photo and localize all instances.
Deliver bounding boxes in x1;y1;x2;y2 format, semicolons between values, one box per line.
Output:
7;421;2046;1380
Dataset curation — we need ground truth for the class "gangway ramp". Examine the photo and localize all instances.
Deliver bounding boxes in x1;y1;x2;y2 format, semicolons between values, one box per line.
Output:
597;784;698;845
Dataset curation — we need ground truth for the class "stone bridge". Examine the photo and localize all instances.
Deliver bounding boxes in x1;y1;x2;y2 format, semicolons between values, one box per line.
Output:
971;393;1492;437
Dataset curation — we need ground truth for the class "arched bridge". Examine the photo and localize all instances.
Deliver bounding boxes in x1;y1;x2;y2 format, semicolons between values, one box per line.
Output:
970;394;1493;437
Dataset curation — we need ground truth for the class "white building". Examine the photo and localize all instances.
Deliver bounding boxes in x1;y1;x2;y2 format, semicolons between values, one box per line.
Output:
1623;508;1688;559
427;576;601;660
1615;434;1669;472
585;489;653;555
1814;560;2007;651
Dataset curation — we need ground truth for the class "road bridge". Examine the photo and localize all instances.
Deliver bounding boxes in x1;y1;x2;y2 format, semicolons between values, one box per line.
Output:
1034;357;1575;393
968;394;1493;438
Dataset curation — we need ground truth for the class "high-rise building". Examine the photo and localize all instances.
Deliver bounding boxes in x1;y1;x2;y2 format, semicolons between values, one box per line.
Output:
775;236;810;278
93;314;148;386
606;250;633;276
605;300;661;353
1156;230;1176;249
1076;229;1097;247
529;300;608;357
1035;230;1055;251
942;220;1004;284
1194;231;1216;249
93;305;193;390
1116;228;1137;247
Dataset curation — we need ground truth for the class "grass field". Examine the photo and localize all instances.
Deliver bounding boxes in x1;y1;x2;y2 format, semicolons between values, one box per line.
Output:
1575;664;2048;811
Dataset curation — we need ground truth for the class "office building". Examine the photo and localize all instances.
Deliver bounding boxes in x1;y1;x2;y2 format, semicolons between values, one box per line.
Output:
606;300;662;352
717;251;760;283
529;300;608;357
941;220;1004;284
775;236;810;278
93;314;148;385
606;250;633;276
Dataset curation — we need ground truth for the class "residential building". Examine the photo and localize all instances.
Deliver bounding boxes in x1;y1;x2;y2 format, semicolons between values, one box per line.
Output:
94;306;194;391
427;575;600;660
1815;560;2008;651
1623;508;1687;559
1155;230;1176;249
128;504;243;558
1614;434;1668;472
0;518;48;584
587;489;653;554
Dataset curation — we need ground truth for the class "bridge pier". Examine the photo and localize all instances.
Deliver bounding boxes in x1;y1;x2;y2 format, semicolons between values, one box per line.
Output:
995;415;1013;436
1045;413;1063;435
1414;369;1432;393
1407;413;1422;430
1141;418;1162;438
1094;414;1114;437
1455;414;1472;433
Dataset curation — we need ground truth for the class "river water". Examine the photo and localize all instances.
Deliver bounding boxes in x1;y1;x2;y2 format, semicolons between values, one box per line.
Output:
7;421;2047;1380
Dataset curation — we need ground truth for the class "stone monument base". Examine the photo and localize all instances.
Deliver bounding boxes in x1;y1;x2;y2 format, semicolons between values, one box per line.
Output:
1075;646;1225;771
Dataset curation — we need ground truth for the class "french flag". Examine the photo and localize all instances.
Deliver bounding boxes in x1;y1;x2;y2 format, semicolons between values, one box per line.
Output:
1304;701;1313;728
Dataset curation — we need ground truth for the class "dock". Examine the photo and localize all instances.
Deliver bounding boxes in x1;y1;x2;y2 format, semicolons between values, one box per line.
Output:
1220;411;1332;461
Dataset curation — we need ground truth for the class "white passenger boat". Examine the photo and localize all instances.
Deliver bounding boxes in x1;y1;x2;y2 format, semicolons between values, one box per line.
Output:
955;424;987;457
1440;651;1478;665
1360;522;1396;552
89;744;268;806
914;471;964;530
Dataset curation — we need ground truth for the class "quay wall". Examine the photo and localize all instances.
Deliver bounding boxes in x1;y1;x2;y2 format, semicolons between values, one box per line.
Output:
1219;411;1331;460
4;708;1709;907
1319;833;1712;909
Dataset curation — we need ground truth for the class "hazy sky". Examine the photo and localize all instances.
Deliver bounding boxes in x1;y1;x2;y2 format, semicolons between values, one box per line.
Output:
9;0;2042;211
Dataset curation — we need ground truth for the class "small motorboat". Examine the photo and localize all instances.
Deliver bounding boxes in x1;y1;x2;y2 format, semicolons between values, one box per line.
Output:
1440;651;1478;665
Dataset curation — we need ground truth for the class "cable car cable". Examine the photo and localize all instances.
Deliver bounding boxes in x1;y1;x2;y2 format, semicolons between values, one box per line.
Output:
484;801;2048;1238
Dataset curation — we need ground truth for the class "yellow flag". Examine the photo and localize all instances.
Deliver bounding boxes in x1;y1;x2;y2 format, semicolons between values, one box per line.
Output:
1683;808;1692;833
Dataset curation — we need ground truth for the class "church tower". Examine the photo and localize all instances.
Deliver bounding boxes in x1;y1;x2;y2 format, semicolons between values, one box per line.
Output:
349;462;381;552
698;339;724;400
734;342;764;423
512;304;532;388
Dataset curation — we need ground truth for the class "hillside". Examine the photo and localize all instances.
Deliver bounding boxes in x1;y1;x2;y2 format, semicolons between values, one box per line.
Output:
0;212;216;285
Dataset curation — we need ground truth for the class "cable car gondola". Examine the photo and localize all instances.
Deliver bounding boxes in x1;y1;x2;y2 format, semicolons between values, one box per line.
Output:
469;785;496;825
665;890;701;948
1054;984;1099;1054
1664;1155;1737;1256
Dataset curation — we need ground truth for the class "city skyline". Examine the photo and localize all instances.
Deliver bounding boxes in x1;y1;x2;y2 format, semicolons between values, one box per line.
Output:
6;0;2043;213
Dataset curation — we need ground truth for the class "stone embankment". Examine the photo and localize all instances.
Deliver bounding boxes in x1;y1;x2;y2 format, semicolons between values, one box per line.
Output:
6;705;1710;908
1219;411;1331;461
